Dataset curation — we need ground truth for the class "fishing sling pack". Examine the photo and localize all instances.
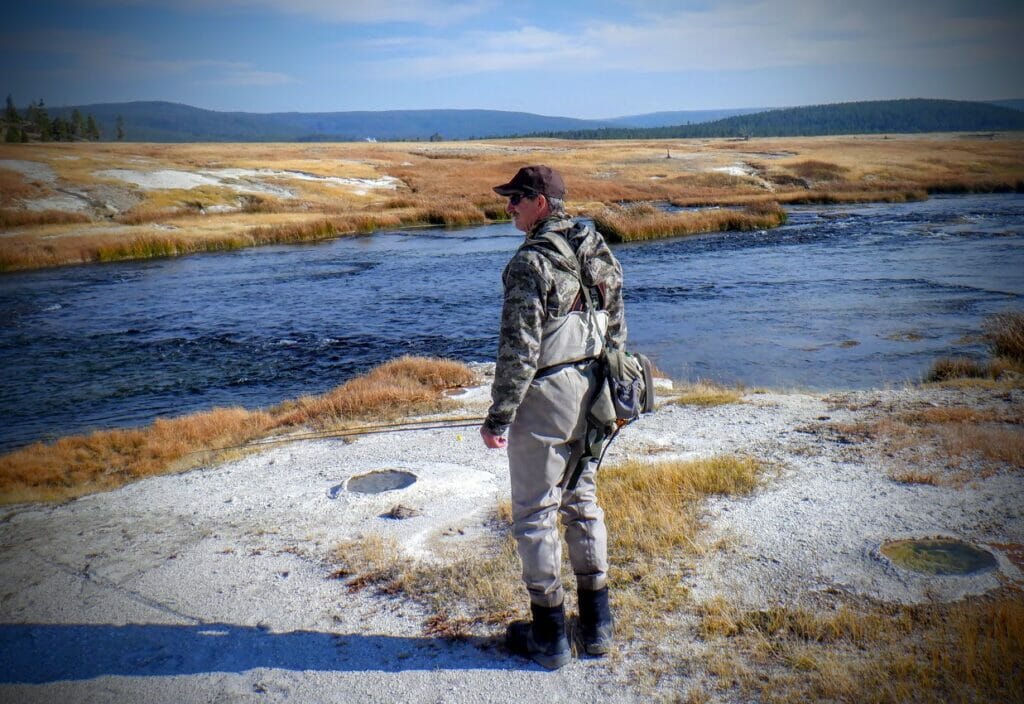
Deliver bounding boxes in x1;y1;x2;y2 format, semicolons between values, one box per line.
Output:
524;226;655;490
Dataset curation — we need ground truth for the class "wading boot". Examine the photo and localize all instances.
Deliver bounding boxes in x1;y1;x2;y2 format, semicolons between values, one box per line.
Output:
506;602;571;670
578;586;614;655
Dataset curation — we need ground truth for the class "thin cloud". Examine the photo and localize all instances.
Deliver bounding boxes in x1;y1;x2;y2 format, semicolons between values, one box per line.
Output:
365;26;598;78
359;1;1022;78
95;0;494;26
203;69;297;86
2;29;293;88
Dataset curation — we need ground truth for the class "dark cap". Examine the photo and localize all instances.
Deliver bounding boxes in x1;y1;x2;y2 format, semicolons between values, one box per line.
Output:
493;165;566;199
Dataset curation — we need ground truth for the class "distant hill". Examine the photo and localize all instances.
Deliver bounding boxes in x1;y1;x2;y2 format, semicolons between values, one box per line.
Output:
45;102;616;142
989;99;1024;112
38;98;1024;142
604;107;766;128
526;99;1024;139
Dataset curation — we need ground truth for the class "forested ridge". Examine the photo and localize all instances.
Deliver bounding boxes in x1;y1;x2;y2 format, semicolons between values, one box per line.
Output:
523;99;1024;139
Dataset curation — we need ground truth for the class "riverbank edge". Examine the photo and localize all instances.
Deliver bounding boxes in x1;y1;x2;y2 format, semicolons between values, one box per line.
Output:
5;183;1022;273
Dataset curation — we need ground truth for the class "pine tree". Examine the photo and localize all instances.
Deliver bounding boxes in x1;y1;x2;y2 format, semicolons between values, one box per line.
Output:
52;116;71;141
33;99;52;141
86;114;101;141
4;94;18;123
71;108;85;139
5;125;21;143
116;114;125;141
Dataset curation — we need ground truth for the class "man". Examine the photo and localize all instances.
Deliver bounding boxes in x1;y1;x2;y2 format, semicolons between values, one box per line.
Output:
480;165;626;669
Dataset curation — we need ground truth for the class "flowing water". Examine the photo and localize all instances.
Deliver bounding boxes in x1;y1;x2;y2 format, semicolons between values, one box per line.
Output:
1;194;1021;451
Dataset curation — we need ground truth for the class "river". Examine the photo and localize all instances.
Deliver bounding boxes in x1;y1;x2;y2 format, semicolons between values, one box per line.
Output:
1;194;1021;451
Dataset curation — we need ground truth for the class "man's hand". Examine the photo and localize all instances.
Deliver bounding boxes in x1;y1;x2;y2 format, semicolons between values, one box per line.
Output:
480;425;508;449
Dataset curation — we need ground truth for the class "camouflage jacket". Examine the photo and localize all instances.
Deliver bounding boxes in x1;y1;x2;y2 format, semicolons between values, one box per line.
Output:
485;215;627;435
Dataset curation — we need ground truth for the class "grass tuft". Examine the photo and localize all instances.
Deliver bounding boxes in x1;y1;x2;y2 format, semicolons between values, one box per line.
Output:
272;356;474;429
699;594;1024;704
325;456;762;644
601;456;760;559
594;202;787;243
0;208;91;228
672;381;744;406
926;356;996;382
0;407;274;503
982;310;1024;363
786;159;848;182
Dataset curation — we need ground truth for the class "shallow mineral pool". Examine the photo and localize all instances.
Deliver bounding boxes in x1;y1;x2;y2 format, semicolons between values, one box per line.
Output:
345;469;417;494
881;537;998;576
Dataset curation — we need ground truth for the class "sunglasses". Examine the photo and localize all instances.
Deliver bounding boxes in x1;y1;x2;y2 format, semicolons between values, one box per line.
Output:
508;192;536;206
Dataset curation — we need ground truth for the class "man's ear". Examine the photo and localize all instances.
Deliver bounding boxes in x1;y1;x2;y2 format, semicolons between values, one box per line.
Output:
537;194;551;215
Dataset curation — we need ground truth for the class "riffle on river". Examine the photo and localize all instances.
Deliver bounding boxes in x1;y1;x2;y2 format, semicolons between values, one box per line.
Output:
1;194;1021;451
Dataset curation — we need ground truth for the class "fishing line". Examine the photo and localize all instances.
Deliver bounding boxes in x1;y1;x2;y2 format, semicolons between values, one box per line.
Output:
188;415;487;456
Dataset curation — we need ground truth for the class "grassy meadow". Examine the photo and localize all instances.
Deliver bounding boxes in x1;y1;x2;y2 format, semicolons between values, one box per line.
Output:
1;132;1023;270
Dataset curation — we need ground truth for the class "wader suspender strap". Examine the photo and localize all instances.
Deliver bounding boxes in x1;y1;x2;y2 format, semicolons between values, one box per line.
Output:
527;232;617;493
528;231;596;313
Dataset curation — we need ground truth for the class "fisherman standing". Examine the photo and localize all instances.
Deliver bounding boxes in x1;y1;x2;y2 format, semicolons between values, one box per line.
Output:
480;165;626;669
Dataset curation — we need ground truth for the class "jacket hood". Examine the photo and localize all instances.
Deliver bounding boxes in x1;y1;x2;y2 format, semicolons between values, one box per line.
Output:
526;216;609;288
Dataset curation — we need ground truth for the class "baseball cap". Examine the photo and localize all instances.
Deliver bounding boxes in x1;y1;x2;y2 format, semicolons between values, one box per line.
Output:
493;165;566;199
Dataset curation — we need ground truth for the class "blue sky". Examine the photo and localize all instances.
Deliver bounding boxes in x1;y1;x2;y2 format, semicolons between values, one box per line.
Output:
4;0;1023;118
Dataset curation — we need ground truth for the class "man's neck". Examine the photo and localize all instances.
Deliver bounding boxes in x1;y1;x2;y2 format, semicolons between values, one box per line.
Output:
529;213;570;236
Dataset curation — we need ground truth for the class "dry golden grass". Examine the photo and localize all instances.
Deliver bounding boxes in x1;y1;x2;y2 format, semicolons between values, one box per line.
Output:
0;168;47;204
601;456;761;558
926;356;999;382
594;202;787;243
326;456;762;645
599;456;761;643
829;401;1023;480
672;381;744;406
925;310;1024;386
698;594;1024;704
272;355;474;429
329;504;523;636
0;355;475;504
787;159;849;182
2;134;1022;269
937;424;1024;468
0;208;91;229
0;407;274;504
983;310;1024;362
888;469;940;485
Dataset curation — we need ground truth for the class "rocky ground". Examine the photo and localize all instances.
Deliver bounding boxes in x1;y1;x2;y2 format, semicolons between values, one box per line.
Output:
1;369;1021;703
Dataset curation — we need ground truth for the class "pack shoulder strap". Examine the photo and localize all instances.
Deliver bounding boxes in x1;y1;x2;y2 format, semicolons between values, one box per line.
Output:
525;231;596;312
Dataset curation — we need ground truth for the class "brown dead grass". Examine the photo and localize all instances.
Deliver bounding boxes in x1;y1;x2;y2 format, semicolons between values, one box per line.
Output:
697;593;1024;704
0;168;47;204
0;355;475;504
926;356;1000;382
983;310;1024;362
326;456;762;645
601;456;761;558
272;356;474;429
0;407;274;503
329;503;523;637
594;202;787;243
672;381;744;406
0;208;91;229
834;401;1024;480
925;310;1024;387
786;159;849;182
3;134;1022;270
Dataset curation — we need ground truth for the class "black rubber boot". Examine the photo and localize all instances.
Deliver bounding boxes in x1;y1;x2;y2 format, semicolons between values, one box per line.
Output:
578;586;614;655
506;602;571;670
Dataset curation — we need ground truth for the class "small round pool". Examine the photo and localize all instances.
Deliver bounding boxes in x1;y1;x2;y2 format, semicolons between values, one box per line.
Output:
346;469;417;494
880;538;998;576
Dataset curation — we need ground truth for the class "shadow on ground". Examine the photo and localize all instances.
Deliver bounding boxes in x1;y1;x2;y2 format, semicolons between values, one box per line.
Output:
0;622;515;683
